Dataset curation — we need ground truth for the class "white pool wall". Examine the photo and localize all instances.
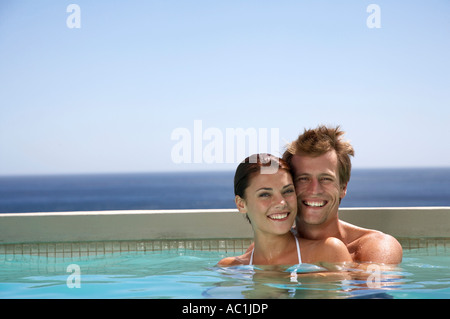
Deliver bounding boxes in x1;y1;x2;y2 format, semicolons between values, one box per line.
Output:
1;207;449;244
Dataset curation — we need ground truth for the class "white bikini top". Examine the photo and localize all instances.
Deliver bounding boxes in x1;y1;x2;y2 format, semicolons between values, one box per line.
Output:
249;235;302;265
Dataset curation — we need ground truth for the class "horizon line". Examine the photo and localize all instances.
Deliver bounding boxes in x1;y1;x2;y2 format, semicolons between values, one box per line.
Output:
1;165;450;178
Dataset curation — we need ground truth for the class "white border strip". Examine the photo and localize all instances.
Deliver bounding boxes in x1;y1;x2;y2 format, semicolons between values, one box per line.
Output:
0;207;449;244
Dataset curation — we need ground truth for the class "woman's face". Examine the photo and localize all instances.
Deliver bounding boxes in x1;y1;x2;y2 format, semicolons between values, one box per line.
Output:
236;169;297;236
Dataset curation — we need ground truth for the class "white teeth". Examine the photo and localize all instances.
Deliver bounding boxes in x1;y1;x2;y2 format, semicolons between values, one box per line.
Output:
304;201;326;207
268;213;289;220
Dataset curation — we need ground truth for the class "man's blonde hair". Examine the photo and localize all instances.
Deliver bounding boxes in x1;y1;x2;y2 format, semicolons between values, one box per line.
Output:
283;125;355;186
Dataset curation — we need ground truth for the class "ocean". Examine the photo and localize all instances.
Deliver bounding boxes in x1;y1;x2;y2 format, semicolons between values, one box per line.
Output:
0;168;449;214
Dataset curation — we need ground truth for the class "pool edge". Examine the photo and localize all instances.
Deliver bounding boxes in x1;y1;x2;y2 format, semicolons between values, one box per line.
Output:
0;207;449;246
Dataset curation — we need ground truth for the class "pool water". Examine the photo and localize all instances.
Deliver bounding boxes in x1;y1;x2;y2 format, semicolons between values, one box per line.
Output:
0;249;449;299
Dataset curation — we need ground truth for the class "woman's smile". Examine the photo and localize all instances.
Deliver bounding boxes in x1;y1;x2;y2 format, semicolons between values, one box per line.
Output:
267;211;291;221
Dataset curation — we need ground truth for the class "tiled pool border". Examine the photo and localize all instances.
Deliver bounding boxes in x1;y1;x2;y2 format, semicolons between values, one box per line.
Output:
0;237;448;260
1;208;449;260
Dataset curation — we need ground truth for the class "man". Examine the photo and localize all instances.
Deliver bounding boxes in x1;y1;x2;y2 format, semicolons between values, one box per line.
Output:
283;125;403;264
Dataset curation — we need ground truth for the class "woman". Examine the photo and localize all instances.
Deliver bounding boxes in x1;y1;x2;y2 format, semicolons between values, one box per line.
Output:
218;154;352;266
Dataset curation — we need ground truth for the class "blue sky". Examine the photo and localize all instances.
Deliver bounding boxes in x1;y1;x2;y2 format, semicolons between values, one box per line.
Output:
1;1;449;175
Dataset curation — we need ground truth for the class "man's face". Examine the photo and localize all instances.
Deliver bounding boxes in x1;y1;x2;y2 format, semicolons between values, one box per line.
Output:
290;150;347;227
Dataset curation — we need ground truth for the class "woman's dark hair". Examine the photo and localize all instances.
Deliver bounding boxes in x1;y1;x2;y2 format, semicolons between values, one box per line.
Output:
234;153;291;199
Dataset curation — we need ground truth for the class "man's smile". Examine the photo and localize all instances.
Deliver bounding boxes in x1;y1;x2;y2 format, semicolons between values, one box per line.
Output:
302;200;327;207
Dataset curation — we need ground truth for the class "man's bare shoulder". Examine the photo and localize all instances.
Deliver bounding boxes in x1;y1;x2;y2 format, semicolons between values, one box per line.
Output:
358;231;403;264
342;221;403;264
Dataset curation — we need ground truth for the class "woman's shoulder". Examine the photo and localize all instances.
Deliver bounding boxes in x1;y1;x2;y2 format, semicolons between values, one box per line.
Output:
300;237;352;263
321;237;348;250
317;237;352;262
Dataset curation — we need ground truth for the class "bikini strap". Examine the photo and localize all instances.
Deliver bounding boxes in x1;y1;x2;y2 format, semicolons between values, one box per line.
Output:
294;236;302;264
249;249;254;265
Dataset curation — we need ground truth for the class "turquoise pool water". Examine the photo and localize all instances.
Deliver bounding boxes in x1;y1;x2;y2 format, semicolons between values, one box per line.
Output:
0;249;449;299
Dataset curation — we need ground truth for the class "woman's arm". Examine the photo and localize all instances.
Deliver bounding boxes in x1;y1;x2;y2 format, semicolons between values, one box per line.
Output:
217;252;250;266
